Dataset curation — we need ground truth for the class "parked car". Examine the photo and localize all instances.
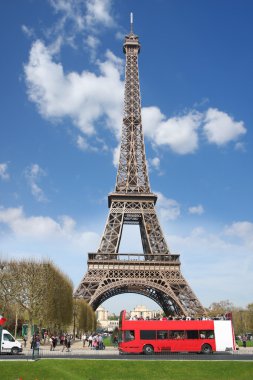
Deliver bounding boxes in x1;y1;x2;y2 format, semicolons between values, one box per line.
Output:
1;329;22;354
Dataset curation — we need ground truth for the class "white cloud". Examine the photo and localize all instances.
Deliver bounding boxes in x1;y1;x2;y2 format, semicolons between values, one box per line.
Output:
85;35;100;57
234;141;246;152
188;204;204;215
155;113;201;154
21;25;35;38
76;134;107;152
142;106;246;155
0;206;99;246
86;0;114;28
203;108;246;145
115;31;125;40
142;106;164;141
0;163;10;181
76;135;90;150
59;215;76;233
113;144;120;168
24;164;47;202
24;40;124;140
224;221;253;250
48;0;115;55
156;191;180;221
165;221;253;307
149;157;160;170
142;107;202;154
0;206;59;238
0;206;100;287
148;156;163;175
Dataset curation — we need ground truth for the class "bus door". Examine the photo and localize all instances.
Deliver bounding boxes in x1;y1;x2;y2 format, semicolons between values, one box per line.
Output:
121;330;138;352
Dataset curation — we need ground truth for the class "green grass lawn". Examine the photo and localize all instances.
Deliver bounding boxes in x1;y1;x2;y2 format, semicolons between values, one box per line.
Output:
0;360;253;380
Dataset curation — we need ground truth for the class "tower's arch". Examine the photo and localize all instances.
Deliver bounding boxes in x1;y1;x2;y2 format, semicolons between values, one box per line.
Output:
89;278;186;316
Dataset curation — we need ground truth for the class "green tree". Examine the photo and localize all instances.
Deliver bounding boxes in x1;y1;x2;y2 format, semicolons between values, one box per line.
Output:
43;262;73;331
207;300;234;318
245;304;253;333
0;260;18;315
75;299;97;333
0;259;73;341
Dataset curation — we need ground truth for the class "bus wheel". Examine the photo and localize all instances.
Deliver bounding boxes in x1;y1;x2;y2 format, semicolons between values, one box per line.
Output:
143;345;154;355
201;344;212;354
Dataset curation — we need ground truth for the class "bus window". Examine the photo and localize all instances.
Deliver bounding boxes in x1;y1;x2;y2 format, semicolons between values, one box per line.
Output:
124;330;135;342
157;330;168;340
186;330;199;339
169;330;185;339
140;330;156;340
199;330;214;339
206;330;214;339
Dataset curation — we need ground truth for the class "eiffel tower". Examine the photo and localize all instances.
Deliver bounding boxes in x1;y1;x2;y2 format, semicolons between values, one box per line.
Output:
74;15;205;317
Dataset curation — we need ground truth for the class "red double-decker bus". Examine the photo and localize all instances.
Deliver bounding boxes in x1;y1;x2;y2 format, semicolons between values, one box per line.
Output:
118;310;236;354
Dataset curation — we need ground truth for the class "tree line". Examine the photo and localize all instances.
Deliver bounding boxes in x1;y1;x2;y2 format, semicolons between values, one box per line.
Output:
208;300;253;336
0;259;96;341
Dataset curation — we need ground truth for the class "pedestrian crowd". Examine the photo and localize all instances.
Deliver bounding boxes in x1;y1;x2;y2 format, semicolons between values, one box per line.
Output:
81;333;105;350
26;331;105;352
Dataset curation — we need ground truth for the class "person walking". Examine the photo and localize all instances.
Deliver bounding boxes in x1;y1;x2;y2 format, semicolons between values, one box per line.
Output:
30;334;36;349
49;336;53;351
98;334;104;350
43;331;48;345
66;335;71;352
82;333;87;347
53;335;57;350
35;335;40;350
113;334;118;347
62;335;68;352
88;334;93;348
23;334;27;348
92;335;98;350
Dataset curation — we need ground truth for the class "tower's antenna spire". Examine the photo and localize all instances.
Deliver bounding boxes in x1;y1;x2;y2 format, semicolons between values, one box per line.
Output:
130;12;133;34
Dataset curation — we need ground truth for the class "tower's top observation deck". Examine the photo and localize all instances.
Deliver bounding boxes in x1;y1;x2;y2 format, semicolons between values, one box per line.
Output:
123;13;140;54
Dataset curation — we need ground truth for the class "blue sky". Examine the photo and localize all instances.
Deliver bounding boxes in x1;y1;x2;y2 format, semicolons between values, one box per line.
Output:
0;0;252;314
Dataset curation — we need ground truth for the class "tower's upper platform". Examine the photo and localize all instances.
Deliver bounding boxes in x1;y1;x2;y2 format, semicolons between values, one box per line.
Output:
123;32;141;54
123;13;141;54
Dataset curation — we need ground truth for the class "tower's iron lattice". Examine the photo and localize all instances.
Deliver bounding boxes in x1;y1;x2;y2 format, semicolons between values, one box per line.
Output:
74;17;205;317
